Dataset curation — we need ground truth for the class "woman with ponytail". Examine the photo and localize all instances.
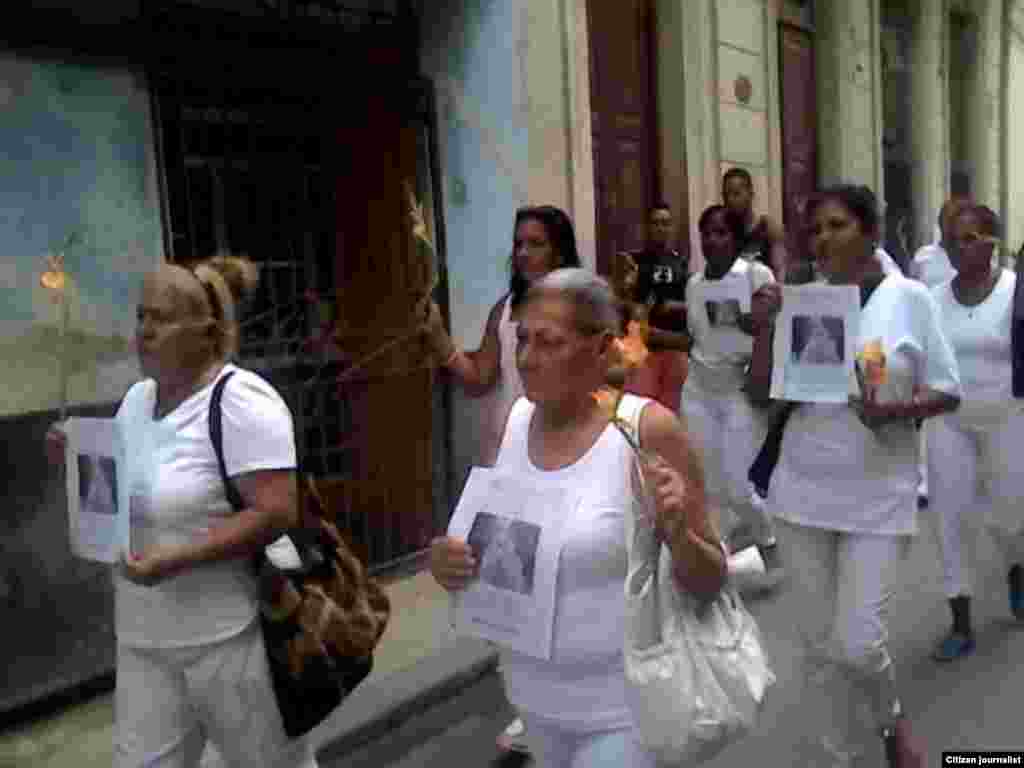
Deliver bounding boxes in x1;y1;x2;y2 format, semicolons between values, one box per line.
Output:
45;254;318;767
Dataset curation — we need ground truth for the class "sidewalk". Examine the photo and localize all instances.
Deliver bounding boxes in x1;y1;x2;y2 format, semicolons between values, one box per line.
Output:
0;570;498;768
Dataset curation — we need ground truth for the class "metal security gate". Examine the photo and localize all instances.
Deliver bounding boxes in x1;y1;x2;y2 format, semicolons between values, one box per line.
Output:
147;1;449;572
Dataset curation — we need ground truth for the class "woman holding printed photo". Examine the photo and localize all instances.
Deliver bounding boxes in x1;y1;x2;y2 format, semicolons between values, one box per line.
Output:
682;204;780;589
747;185;961;767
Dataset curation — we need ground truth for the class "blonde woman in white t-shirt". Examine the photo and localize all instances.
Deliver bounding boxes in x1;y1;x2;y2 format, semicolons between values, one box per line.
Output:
748;185;962;768
430;268;725;767
927;204;1024;663
46;256;316;768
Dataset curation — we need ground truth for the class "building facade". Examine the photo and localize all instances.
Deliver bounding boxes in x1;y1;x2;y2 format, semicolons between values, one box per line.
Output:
3;0;1023;717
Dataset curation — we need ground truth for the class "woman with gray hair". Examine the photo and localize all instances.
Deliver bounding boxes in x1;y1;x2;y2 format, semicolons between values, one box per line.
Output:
46;255;317;768
431;268;725;766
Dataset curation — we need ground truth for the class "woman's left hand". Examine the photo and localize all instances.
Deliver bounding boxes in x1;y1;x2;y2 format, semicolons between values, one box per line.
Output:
120;546;187;587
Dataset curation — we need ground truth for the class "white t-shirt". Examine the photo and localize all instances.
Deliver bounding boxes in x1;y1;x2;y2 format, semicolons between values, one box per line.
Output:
494;395;650;732
875;247;901;276
768;274;961;535
686;259;775;392
115;364;296;648
911;243;955;288
932;269;1022;429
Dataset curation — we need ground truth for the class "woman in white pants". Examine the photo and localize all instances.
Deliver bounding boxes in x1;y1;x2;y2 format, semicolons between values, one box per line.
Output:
683;205;780;582
749;185;961;767
928;204;1024;662
46;256;317;768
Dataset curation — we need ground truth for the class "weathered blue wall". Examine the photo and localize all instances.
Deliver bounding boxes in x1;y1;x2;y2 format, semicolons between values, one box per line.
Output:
418;0;529;490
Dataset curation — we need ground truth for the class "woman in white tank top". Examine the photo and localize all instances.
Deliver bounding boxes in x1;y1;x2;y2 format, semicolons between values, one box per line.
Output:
429;269;725;766
422;206;582;750
423;206;582;467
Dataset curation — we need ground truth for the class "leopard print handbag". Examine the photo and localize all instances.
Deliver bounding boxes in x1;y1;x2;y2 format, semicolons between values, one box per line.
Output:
209;371;390;739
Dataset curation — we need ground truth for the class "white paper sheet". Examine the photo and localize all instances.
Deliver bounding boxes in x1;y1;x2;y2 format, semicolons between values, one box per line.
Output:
448;467;574;660
699;272;754;359
770;284;860;403
64;418;130;563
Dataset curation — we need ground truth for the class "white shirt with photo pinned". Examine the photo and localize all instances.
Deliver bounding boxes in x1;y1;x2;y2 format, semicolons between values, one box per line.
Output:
768;274;961;535
492;394;651;732
686;258;775;391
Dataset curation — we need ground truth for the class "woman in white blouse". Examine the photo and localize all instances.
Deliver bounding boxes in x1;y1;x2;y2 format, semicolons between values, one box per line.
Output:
46;257;315;768
430;268;725;767
927;204;1024;662
748;185;961;768
683;205;780;584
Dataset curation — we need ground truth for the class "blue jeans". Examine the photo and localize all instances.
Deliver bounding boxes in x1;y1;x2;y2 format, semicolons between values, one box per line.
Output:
520;713;658;768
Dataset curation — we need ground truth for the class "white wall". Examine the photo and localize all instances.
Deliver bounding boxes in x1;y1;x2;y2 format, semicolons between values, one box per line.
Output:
418;0;530;486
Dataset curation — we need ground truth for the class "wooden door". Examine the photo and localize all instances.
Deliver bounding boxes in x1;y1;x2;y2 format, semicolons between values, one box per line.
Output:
779;24;818;274
332;87;436;565
587;0;658;276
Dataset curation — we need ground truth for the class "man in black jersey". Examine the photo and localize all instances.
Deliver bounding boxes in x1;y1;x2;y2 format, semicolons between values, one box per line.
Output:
723;167;789;282
621;202;691;410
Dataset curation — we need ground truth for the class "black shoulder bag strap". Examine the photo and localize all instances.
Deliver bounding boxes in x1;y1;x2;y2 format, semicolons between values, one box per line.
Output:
208;371;320;574
209;371;246;513
1013;254;1024;398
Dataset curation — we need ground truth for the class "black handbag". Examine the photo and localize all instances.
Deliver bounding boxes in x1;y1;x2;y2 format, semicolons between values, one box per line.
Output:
208;371;383;739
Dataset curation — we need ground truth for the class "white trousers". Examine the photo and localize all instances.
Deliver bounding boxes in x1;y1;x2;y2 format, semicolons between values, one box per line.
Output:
115;621;317;768
681;382;774;545
520;712;658;768
776;520;905;768
927;411;1024;599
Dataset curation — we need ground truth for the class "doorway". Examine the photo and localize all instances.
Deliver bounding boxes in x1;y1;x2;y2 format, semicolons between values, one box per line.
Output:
587;0;659;276
778;23;818;278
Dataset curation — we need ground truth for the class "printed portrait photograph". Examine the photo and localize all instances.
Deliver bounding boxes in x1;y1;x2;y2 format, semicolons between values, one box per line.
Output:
706;299;742;329
792;315;845;365
78;454;118;517
467;513;541;596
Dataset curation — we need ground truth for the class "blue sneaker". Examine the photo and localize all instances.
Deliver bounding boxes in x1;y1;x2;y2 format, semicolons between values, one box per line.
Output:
1009;565;1024;620
932;631;974;662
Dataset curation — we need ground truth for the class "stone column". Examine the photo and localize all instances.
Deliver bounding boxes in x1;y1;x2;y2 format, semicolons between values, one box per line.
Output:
525;0;597;270
815;0;885;194
967;0;1003;217
909;0;949;250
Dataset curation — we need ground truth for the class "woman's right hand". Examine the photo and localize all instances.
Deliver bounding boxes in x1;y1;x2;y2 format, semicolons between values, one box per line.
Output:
423;300;456;363
45;422;68;467
750;283;782;333
429;536;478;592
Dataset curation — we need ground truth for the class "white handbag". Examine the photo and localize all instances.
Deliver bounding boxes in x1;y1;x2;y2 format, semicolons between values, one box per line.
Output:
617;396;776;766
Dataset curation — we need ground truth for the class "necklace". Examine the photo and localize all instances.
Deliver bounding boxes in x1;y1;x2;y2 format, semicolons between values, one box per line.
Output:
953;271;1000;318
